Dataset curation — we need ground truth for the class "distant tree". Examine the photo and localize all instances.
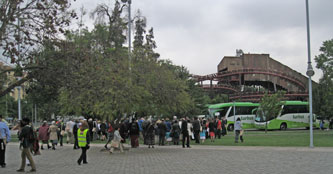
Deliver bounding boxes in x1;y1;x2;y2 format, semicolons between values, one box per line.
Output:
314;39;333;119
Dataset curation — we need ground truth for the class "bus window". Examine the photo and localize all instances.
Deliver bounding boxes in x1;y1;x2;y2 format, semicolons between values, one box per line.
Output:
217;108;229;118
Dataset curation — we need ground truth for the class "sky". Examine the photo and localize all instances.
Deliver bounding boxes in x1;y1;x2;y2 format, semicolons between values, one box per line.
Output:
72;0;333;82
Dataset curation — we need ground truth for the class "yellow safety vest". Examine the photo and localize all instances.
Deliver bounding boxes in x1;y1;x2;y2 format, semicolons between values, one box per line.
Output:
78;129;88;147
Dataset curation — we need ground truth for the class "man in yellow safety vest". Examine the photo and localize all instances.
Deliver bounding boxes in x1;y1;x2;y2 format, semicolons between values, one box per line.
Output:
77;120;90;165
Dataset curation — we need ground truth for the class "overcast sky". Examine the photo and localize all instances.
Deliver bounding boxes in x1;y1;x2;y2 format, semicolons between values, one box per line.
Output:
72;0;333;82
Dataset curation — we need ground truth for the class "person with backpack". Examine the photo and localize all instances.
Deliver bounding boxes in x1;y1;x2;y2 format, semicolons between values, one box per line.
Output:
17;118;36;172
129;118;140;148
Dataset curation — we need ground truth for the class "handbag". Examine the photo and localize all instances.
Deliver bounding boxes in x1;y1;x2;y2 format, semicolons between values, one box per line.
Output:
60;130;65;136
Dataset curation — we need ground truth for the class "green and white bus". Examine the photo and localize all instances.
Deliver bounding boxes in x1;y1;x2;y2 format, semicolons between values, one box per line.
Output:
208;102;259;131
254;101;314;130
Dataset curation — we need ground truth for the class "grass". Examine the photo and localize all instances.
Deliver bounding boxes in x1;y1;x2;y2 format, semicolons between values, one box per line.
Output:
197;129;333;147
10;129;333;147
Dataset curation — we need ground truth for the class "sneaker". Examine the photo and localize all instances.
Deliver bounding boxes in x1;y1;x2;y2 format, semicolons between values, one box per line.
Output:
29;169;36;172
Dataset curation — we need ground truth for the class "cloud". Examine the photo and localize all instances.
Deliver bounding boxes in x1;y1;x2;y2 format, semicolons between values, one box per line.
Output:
71;0;333;82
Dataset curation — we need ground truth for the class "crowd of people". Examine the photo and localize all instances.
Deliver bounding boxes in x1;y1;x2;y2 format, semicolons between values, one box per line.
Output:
0;114;244;173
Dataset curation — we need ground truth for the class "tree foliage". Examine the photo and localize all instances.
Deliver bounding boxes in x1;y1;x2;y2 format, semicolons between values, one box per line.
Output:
0;0;76;97
2;1;210;121
314;39;333;119
258;91;285;132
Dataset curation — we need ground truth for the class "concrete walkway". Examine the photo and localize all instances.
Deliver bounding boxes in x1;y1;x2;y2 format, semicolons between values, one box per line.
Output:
2;143;333;174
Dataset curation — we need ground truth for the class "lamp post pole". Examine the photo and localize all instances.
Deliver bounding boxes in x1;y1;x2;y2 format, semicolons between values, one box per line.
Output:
305;0;314;148
16;80;22;121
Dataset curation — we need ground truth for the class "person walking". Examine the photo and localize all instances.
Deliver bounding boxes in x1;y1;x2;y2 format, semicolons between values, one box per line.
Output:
235;117;243;143
104;121;114;149
181;118;190;148
38;121;50;150
17;118;36;172
77;120;90;165
0;115;11;168
49;121;59;150
192;117;201;144
110;126;124;153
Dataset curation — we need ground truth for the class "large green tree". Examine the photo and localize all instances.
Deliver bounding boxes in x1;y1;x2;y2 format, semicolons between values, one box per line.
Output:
314;39;333;119
0;0;76;97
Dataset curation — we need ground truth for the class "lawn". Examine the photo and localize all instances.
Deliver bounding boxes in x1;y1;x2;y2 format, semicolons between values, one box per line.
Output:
10;129;333;147
197;129;333;147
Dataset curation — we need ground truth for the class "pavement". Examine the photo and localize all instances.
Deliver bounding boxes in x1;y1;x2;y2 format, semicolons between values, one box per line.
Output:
1;142;333;174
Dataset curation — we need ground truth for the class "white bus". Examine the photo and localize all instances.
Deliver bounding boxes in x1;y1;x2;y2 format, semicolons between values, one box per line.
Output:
254;101;315;130
208;102;259;131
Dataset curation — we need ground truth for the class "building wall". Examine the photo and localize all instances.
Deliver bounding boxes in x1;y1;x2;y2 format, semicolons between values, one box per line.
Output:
217;53;309;92
1;62;26;100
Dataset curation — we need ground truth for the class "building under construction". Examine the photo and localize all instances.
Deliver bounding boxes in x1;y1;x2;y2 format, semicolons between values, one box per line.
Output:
192;51;312;102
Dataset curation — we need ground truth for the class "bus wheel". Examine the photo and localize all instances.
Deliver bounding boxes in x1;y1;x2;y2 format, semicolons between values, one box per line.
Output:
228;124;234;131
280;123;287;130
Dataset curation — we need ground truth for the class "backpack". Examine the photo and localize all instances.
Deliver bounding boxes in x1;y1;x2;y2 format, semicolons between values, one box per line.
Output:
28;126;36;144
131;123;138;132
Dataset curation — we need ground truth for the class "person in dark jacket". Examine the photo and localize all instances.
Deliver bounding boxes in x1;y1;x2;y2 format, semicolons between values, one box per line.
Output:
158;120;167;146
208;118;216;142
181;118;190;148
129;119;140;148
192;117;201;144
119;120;128;143
146;121;155;148
17;118;36;172
73;119;80;149
221;117;227;136
171;120;180;145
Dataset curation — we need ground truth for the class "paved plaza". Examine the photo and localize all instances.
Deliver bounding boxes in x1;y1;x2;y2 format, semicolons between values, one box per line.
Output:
1;143;333;174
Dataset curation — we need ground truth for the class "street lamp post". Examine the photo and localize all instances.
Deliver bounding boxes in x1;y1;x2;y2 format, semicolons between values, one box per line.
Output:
121;0;132;70
305;0;314;148
16;77;22;121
